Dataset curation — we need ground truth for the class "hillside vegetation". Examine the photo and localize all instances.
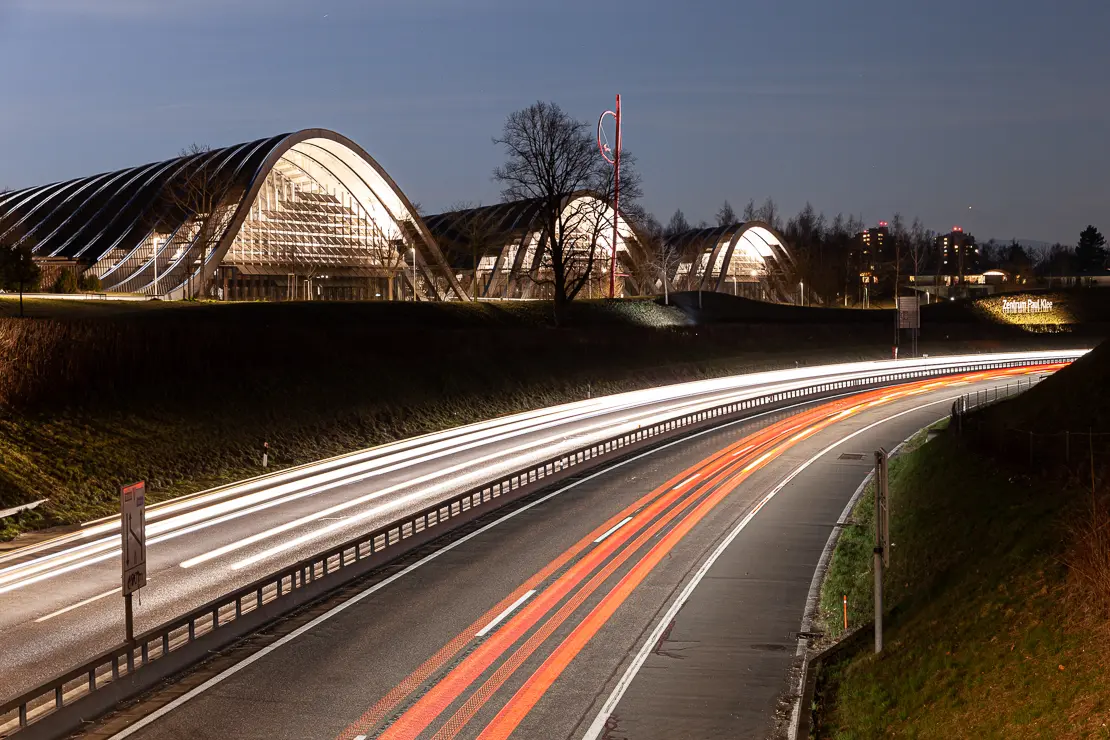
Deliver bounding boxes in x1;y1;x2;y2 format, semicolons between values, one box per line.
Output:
0;294;1097;540
815;340;1110;739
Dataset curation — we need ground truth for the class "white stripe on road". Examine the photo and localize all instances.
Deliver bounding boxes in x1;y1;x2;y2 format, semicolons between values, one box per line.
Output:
673;474;700;490
34;586;122;623
475;590;537;637
593;517;633;544
581;395;960;740
103;398;818;740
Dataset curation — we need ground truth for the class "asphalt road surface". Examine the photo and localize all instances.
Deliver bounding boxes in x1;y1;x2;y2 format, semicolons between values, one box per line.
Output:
3;353;1068;700
81;368;1046;740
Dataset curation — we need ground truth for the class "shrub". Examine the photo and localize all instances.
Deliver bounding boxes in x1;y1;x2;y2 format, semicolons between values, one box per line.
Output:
78;273;102;292
52;269;79;294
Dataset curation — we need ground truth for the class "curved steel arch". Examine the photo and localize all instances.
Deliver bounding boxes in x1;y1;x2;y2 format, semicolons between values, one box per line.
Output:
2;129;467;301
665;221;796;300
185;129;466;301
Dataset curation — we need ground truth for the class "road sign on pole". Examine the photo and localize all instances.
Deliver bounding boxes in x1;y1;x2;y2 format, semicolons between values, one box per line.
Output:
121;481;147;642
874;448;890;653
897;295;920;329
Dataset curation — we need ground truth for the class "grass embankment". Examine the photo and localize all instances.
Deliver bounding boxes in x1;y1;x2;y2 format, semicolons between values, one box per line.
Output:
814;373;1110;737
0;294;1096;542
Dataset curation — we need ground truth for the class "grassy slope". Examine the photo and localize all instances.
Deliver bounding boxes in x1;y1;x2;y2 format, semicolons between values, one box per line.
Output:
0;295;1097;541
815;429;1110;738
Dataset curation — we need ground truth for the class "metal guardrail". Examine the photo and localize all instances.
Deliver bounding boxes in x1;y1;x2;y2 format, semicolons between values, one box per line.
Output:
949;372;1047;434
0;355;1078;739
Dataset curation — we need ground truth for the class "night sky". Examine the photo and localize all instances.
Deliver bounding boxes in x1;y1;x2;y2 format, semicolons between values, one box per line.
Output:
1;0;1106;244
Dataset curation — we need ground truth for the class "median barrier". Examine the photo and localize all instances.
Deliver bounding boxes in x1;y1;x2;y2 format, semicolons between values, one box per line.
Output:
0;354;1081;739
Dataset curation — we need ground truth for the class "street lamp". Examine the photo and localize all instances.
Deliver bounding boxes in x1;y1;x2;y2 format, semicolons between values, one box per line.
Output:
407;247;417;302
597;94;622;299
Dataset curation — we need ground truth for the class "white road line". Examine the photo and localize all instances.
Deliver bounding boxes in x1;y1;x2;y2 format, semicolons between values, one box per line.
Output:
785;416;944;739
673;474;700;490
581;395;960;740
593;517;633;544
34;586;123;623
475;590;536;637
103;396;822;740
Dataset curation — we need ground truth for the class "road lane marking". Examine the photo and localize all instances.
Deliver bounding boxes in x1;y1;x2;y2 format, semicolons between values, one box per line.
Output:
581;395;961;740
592;517;633;544
673;474;699;489
476;591;537;638
34;587;122;623
339;410;825;740
105;402;808;740
345;375;1025;739
393;397;894;738
100;377;1014;740
786;417;944;739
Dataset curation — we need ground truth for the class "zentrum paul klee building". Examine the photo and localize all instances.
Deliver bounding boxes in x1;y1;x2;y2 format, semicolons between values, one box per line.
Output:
0;129;796;302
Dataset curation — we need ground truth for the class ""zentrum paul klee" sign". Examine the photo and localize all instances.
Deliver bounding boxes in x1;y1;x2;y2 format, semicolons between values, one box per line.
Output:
1001;298;1054;315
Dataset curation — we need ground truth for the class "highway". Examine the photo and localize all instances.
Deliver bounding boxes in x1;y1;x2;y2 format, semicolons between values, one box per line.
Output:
80;367;1048;740
0;352;1078;706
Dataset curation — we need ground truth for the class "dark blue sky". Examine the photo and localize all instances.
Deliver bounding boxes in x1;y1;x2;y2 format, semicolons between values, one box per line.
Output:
1;0;1106;244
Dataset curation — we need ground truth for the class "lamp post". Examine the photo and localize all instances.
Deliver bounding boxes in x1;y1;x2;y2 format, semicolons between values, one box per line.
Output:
597;94;622;299
408;247;417;301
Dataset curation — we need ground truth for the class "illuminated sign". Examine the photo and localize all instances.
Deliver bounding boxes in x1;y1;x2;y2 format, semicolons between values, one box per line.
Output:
1001;298;1053;315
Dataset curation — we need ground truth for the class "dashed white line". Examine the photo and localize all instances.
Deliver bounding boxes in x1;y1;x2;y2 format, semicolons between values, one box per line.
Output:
475;590;537;637
593;517;633;544
581;395;961;740
34;587;123;623
673;474;700;490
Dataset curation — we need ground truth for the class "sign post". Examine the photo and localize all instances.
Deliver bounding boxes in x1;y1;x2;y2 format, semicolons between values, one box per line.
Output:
873;449;890;653
120;481;147;643
897;295;921;358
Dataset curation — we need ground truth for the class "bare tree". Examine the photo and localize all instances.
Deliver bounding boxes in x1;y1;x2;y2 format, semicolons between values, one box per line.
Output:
907;217;931;281
634;213;682;304
493;101;641;318
664;209;690;239
742;199;758;222
755;197;781;231
164;144;239;298
890;212;907;299
716;201;737;227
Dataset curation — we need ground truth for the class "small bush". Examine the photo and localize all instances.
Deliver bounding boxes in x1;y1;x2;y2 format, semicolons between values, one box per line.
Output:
52;269;79;294
1063;488;1110;619
78;273;102;292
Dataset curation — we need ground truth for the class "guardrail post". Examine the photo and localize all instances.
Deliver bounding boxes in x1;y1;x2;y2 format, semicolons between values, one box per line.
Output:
55;686;63;710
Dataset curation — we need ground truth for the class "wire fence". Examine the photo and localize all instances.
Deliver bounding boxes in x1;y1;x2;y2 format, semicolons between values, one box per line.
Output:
956;376;1110;473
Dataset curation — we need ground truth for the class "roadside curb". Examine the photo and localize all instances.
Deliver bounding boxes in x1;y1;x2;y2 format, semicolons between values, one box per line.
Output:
788;422;941;739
